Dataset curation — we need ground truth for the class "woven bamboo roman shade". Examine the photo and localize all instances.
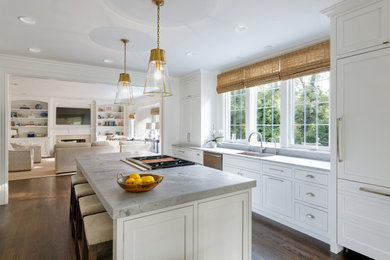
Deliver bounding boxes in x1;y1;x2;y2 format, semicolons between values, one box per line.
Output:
279;41;330;80
216;40;330;94
216;68;245;94
244;57;280;88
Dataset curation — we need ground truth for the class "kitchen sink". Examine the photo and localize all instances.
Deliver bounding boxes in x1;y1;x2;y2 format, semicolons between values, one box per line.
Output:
237;151;274;158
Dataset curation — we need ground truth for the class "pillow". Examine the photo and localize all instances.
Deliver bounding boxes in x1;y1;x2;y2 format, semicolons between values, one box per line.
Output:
91;141;110;147
11;143;26;149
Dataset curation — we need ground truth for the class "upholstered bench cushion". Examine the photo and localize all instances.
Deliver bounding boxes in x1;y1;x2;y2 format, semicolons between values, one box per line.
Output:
84;212;113;246
79;195;106;217
71;173;87;185
74;183;94;198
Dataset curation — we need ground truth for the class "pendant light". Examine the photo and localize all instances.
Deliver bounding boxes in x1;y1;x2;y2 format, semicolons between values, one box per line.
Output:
144;0;172;97
115;39;134;105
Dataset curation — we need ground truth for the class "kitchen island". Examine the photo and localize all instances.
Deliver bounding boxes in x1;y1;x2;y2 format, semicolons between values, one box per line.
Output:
76;152;256;260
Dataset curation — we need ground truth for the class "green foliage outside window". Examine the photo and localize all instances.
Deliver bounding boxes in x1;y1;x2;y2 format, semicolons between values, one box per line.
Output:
230;89;246;140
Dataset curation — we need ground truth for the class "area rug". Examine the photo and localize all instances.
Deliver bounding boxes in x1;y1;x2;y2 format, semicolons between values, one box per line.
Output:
8;158;75;181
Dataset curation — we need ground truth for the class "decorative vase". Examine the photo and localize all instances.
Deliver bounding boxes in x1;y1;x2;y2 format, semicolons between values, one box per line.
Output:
210;142;217;148
35;104;42;109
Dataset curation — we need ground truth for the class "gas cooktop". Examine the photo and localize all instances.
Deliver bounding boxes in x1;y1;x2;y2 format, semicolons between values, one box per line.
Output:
124;155;196;171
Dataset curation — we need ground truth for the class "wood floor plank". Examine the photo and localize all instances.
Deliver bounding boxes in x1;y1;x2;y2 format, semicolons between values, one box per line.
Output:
0;176;372;260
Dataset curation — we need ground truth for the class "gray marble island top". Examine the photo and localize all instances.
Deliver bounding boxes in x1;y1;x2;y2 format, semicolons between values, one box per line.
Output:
76;152;256;219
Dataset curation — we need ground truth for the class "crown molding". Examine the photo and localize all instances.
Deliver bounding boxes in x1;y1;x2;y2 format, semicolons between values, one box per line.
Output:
0;53;147;86
321;0;380;17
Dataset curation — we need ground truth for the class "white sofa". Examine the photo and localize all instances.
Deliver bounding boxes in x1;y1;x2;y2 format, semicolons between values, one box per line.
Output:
55;141;120;174
8;147;34;172
119;140;153;153
10;143;41;163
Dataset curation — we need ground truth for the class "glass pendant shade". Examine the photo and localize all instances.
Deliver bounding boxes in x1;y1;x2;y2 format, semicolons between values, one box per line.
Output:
115;73;134;105
144;48;172;97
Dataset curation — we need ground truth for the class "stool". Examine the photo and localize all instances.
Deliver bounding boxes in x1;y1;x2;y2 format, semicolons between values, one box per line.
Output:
70;173;88;221
72;183;95;238
80;212;113;260
76;195;106;239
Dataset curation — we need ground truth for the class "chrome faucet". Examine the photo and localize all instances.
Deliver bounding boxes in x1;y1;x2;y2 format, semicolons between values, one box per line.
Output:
268;138;278;155
248;132;265;153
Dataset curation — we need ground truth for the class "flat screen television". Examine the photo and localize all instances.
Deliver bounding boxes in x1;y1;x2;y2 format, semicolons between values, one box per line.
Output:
56;107;91;125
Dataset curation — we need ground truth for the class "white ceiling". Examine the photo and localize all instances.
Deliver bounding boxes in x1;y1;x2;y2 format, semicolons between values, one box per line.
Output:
0;0;342;76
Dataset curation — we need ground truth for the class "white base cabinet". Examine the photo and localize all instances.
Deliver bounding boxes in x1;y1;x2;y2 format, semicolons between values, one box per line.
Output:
114;191;251;260
171;146;203;164
223;154;330;244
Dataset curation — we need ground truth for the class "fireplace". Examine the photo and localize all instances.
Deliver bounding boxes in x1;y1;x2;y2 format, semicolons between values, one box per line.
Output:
56;135;91;143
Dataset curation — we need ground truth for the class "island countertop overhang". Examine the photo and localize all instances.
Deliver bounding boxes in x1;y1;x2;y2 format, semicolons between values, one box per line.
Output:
76;152;256;219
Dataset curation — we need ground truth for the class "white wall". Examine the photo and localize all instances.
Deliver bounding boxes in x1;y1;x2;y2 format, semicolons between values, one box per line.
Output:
200;70;218;146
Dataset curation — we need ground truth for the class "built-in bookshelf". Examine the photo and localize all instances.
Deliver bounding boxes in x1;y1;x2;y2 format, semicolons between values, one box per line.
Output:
10;100;49;139
96;104;125;138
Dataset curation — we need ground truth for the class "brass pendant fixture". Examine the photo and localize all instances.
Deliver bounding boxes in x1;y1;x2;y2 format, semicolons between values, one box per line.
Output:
144;0;172;97
115;38;134;105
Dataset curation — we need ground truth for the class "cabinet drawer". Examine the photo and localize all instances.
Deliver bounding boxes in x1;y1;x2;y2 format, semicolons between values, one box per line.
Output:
295;203;328;232
190;149;203;164
338;179;390;259
263;175;292;218
262;163;292;178
172;147;191;161
295;182;328;209
294;169;328;186
223;154;261;172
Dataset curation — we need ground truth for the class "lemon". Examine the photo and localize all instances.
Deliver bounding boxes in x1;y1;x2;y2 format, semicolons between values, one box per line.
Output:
134;178;143;185
125;177;135;184
129;173;141;180
143;176;155;184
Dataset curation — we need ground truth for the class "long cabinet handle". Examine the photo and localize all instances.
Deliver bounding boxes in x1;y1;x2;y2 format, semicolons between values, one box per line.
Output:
337;117;343;163
306;174;315;179
359;187;390;197
269;177;284;182
269;168;284;173
306;192;315;197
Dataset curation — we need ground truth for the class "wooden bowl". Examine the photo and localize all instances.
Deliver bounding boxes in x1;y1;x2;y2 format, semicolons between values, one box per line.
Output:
117;173;164;193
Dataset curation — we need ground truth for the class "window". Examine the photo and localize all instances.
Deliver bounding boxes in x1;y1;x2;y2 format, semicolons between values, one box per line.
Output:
256;82;280;142
292;72;330;148
229;89;246;140
224;72;330;151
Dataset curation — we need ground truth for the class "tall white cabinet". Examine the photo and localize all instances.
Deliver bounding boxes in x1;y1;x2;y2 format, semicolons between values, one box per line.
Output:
324;1;390;259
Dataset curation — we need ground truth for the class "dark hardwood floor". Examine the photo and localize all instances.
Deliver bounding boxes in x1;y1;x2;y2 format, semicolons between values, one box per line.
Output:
0;176;371;260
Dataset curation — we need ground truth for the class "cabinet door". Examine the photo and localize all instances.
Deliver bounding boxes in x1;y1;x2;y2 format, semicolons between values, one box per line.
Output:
336;0;390;56
337;48;390;187
242;170;262;211
262;175;292;217
198;192;250;260
180;99;192;143
123;206;194;260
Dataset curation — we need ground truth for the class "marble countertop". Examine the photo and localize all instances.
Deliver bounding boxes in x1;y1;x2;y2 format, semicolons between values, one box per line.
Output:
76;152;256;219
173;144;330;171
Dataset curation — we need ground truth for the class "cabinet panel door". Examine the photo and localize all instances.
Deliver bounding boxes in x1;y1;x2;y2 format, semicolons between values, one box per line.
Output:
123;206;194;260
337;47;390;186
180;99;192;143
336;0;390;56
242;170;262;212
262;175;292;217
198;192;250;260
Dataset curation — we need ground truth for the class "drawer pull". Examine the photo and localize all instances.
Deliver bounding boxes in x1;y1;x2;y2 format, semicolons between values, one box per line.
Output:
205;153;222;158
383;41;389;44
269;177;284;182
306;174;315;179
306;192;315;197
269;168;284;173
178;150;185;153
306;213;315;219
359;187;390;197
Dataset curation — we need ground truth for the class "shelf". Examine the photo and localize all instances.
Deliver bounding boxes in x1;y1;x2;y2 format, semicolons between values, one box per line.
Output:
97;126;123;128
97;118;123;121
11;137;48;139
11;109;48;112
97;111;123;114
11;117;48;120
11;126;48;128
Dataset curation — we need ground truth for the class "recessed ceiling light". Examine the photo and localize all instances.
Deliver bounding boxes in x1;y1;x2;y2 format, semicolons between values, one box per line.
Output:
264;45;273;50
28;48;41;53
18;16;36;25
185;52;195;57
103;59;113;63
234;25;248;32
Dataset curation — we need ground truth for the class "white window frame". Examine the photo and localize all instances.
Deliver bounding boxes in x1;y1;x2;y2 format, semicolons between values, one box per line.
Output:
223;72;330;152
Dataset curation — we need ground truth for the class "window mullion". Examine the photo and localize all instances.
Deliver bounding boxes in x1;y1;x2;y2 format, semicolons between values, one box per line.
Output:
280;80;288;148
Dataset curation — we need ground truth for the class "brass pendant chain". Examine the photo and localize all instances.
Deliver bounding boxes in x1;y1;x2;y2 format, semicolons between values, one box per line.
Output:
157;3;160;49
124;40;127;74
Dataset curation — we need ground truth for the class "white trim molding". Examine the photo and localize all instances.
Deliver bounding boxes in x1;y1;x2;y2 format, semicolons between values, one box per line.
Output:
0;72;9;205
321;0;380;17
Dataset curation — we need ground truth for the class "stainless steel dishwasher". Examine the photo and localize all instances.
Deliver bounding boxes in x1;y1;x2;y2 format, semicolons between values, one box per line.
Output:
203;151;223;170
